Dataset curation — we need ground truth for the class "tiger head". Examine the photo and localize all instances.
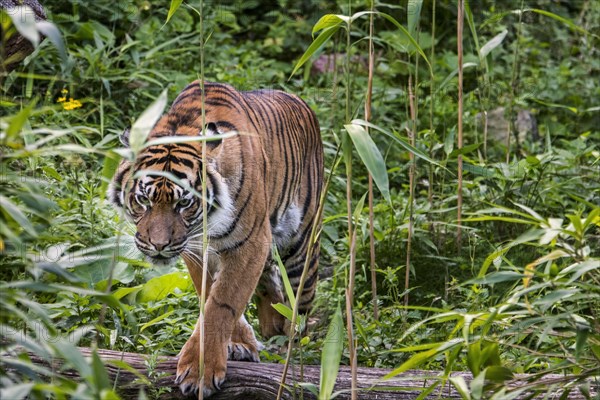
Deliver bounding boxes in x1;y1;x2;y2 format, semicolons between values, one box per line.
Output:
108;121;234;265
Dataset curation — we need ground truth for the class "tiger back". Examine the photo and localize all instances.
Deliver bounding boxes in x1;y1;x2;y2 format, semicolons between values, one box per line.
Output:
109;81;323;396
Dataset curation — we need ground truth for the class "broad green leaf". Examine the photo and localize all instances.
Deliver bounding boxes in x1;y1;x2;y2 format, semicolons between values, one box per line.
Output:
129;88;168;154
290;25;341;78
352;119;445;169
271;303;293;320
449;143;482;158
485;366;514;382
319;306;344;400
91;350;110;390
407;0;423;37
449;376;471;400
312;14;344;36
166;0;183;23
479;29;507;58
137;271;192;302
472;271;524;284
345;123;390;204
470;370;485;399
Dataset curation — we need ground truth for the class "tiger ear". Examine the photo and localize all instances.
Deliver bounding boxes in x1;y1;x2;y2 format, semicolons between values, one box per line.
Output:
119;128;131;148
202;122;222;149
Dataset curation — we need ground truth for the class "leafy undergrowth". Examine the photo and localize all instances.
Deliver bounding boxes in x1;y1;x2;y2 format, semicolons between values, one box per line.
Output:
1;0;599;399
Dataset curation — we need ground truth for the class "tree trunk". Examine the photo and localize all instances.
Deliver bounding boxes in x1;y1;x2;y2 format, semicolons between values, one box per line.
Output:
16;347;596;399
0;0;46;72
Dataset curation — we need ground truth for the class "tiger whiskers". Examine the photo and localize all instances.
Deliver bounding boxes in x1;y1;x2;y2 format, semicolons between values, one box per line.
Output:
181;248;215;281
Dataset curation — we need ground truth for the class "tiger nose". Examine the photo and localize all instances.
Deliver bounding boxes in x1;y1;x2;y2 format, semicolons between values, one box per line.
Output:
149;238;169;251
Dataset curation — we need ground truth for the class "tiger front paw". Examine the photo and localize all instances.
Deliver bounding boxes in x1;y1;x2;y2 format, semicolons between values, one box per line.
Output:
175;338;227;398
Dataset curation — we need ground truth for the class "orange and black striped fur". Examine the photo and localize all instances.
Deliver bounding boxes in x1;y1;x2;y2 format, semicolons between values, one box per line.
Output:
109;81;323;396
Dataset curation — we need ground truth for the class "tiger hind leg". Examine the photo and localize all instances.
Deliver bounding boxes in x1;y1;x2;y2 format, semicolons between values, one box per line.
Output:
256;261;286;338
228;314;261;362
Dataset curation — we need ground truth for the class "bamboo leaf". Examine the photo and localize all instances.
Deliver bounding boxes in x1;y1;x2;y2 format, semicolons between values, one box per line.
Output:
271;303;293;320
140;310;175;333
407;0;423;37
35;21;67;62
129;88;168;154
352;119;445;169
319;306;344;400
273;246;295;308
290;25;341;78
479;29;508;58
312;14;344;36
166;0;183;23
345;123;391;204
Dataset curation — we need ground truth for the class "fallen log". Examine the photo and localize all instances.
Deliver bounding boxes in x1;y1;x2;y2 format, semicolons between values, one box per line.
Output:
10;347;598;399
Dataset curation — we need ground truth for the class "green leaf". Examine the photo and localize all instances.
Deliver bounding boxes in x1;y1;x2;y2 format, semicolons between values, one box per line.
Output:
91;350;110;390
290;25;341;78
319;306;344;400
35;21;67;62
526;8;592;36
384;339;463;379
166;0;183;23
485;366;514;382
345;123;390;204
449;377;470;399
100;150;121;200
140;310;175;333
0;195;37;237
271;303;293;320
312;14;344;36
273;246;295;308
137;271;192;302
479;29;507;58
6;100;36;141
352;119;445;169
407;0;423;38
472;271;524;284
444;126;456;155
129;88;168;154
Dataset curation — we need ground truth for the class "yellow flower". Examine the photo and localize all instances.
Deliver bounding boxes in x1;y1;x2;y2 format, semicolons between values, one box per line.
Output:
62;98;82;110
57;96;66;103
61;88;68;94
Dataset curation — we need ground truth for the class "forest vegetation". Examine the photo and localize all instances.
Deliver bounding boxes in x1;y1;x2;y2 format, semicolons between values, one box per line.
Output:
1;0;599;398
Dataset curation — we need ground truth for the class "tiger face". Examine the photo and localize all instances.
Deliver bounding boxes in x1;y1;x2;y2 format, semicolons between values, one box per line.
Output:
110;123;234;265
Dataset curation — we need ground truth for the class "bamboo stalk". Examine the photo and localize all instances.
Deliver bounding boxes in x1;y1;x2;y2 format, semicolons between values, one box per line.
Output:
199;1;208;398
456;0;464;252
365;0;378;321
405;75;416;307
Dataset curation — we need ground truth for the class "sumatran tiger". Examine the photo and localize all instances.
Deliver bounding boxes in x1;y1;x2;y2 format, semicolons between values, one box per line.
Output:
109;81;323;396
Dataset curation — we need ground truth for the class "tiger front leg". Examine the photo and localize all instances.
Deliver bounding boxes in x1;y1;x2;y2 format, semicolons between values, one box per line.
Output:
176;235;269;397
